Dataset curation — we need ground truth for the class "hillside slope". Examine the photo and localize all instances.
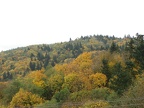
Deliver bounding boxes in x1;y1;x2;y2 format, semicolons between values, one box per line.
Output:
2;34;144;107
0;35;129;80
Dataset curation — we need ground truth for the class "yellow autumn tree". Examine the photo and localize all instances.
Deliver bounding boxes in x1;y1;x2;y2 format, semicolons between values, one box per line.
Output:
26;69;47;88
55;63;69;74
62;73;91;92
10;88;44;108
72;52;93;75
55;52;93;75
48;74;64;93
89;73;107;89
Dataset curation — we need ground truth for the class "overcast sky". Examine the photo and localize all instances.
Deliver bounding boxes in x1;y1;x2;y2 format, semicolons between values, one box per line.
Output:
0;0;143;51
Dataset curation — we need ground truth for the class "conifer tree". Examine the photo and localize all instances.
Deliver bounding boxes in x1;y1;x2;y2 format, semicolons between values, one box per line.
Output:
101;59;111;84
110;41;118;53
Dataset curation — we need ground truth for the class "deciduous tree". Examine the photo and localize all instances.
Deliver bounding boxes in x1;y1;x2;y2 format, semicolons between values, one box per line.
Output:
10;88;44;108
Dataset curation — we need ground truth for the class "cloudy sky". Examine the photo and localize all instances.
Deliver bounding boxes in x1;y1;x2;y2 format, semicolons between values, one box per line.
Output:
0;0;143;51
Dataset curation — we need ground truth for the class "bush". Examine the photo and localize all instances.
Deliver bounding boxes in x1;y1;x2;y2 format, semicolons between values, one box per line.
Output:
35;99;59;108
70;90;91;102
90;88;111;100
83;100;110;108
54;88;70;102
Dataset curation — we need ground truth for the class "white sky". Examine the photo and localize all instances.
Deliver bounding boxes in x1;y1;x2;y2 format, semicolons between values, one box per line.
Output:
0;0;144;51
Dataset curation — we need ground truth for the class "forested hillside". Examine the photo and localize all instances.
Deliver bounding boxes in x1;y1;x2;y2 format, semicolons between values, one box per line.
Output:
0;34;144;108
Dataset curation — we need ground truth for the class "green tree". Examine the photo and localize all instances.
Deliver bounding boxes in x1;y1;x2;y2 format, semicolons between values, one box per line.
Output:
110;41;118;53
0;82;6;99
102;59;111;83
44;53;50;68
126;38;135;57
127;34;144;71
109;63;132;95
2;79;22;104
29;61;36;71
133;37;144;70
119;75;144;107
22;78;45;98
54;88;70;102
2;72;7;80
37;52;44;61
125;60;136;79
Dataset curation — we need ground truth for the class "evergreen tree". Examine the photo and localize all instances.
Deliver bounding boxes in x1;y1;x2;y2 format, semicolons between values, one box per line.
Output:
36;62;42;70
7;72;10;79
37;52;44;61
51;60;55;67
126;38;135;58
127;33;144;70
29;61;36;71
44;53;50;68
53;55;57;63
30;53;35;60
3;72;7;80
101;59;111;83
110;41;118;53
90;45;94;51
69;38;72;42
109;62;132;95
133;36;144;69
9;72;13;80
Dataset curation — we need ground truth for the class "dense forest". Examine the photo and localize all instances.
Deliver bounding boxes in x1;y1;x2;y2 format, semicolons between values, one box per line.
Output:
0;34;144;108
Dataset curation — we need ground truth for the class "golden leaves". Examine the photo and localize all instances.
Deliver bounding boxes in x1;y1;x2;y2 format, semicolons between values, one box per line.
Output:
10;88;44;108
26;69;47;87
55;52;93;75
89;73;107;89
